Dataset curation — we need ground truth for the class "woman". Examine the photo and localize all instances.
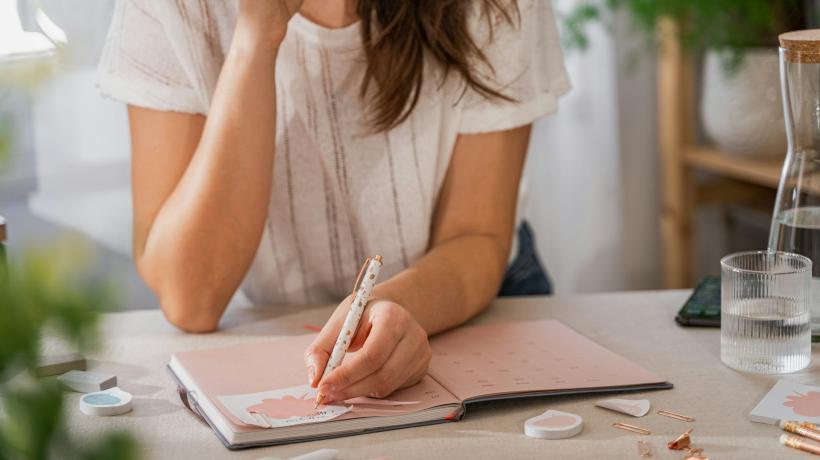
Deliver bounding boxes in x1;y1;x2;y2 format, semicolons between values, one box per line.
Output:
97;0;569;403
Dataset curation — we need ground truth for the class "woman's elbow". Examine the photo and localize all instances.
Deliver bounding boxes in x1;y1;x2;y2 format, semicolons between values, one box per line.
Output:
136;256;226;333
159;294;223;333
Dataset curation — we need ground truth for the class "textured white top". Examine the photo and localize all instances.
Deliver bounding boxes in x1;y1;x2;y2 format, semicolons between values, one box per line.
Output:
96;0;570;306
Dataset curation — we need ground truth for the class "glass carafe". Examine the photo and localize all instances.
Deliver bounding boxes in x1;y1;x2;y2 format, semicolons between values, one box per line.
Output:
769;30;820;334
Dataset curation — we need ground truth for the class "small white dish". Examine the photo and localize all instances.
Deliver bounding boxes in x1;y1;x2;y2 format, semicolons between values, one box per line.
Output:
79;386;133;416
524;409;583;439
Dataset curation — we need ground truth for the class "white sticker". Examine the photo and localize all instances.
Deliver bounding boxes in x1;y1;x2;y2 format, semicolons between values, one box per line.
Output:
594;398;651;417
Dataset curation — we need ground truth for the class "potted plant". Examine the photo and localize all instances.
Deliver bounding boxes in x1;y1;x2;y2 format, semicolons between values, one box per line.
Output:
563;0;816;157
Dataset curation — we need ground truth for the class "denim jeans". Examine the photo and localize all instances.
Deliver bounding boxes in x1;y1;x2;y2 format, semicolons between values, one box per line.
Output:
498;221;552;296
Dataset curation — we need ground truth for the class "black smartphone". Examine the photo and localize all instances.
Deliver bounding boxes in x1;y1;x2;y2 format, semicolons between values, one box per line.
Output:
675;276;721;327
676;276;820;342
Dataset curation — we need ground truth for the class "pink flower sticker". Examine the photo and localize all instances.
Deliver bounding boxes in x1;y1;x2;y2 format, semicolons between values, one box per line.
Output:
247;393;318;419
783;391;820;417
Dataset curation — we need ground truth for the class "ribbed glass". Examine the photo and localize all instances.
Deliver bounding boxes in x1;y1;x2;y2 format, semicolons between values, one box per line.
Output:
721;251;812;374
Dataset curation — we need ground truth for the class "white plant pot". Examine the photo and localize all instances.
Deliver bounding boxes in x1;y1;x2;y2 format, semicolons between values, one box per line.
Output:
701;48;786;157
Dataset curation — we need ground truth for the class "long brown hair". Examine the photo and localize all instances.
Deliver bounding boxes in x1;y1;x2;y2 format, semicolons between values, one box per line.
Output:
357;0;518;132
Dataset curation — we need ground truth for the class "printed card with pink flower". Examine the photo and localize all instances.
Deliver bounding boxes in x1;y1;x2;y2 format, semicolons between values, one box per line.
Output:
218;385;352;428
750;379;820;425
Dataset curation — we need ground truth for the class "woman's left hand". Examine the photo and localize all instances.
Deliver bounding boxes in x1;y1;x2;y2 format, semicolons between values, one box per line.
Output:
304;298;432;402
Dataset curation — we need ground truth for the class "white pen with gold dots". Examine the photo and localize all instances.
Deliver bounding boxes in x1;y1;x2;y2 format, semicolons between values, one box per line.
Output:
314;255;383;408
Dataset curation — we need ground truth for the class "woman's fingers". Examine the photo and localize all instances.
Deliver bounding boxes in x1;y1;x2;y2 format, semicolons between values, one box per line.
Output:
346;320;371;352
327;334;430;402
318;319;402;397
308;299;433;402
304;298;352;387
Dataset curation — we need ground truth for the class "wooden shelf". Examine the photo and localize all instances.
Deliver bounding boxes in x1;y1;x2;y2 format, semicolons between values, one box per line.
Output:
657;19;787;288
684;146;785;189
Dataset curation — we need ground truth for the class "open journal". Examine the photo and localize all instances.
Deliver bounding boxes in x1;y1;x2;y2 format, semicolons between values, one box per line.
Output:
168;319;672;449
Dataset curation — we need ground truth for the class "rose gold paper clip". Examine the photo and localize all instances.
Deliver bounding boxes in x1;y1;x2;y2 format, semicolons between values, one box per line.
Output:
637;440;652;457
684;447;708;460
612;422;651;435
657;409;695;422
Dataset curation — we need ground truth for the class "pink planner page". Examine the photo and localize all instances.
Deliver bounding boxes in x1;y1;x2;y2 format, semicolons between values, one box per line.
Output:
427;319;666;401
173;334;459;431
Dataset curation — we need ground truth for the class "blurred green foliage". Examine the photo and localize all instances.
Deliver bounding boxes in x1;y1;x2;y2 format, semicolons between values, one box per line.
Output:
0;118;10;168
0;242;139;460
562;0;811;73
1;78;138;459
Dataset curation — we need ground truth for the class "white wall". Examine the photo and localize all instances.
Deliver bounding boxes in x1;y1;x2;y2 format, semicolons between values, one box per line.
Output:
19;0;133;255
524;10;661;293
28;66;132;255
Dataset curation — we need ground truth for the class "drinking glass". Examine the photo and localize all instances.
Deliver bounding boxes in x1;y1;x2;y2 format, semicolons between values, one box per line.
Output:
721;251;812;374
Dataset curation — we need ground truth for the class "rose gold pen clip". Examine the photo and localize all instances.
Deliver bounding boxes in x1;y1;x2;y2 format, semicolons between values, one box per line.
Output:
351;257;371;295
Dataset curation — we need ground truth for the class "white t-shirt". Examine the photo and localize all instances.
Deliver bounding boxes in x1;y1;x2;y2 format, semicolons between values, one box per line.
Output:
97;0;570;306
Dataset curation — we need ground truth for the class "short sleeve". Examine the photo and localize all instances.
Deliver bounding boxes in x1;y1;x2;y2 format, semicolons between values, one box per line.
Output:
96;0;208;114
457;0;571;134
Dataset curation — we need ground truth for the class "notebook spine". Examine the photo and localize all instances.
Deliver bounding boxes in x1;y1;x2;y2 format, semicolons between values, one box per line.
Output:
176;386;208;425
444;405;466;421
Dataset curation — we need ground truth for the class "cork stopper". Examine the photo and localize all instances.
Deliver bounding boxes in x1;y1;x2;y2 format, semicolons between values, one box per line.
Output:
780;29;820;63
0;215;5;242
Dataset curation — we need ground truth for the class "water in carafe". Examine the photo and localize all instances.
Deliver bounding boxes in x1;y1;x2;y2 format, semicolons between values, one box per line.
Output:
768;31;820;337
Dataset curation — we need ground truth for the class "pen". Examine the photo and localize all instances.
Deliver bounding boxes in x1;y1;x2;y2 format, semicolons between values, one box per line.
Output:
780;420;820;443
781;434;820;456
314;255;383;408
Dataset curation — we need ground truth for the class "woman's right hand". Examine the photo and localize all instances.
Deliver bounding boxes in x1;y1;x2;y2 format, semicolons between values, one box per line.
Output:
236;0;304;50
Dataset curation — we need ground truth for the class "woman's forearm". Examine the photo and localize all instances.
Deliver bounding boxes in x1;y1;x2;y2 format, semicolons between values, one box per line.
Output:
374;233;510;335
372;126;531;336
138;36;280;331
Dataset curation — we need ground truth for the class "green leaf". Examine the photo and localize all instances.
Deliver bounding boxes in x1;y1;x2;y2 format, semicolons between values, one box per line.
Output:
561;0;805;69
561;4;601;51
0;381;64;460
0;238;132;459
0;54;137;460
0;119;10;169
80;432;140;460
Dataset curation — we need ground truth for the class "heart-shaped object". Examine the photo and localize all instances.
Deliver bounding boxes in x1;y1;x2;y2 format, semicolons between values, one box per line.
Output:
524;409;583;439
595;398;651;417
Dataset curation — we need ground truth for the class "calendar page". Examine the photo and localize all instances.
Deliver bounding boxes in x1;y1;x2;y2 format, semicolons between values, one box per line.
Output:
427;319;667;401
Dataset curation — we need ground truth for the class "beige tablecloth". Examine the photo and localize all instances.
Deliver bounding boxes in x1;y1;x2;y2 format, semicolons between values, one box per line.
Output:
54;291;820;459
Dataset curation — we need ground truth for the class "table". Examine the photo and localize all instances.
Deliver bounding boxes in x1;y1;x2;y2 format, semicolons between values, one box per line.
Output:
57;290;820;459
